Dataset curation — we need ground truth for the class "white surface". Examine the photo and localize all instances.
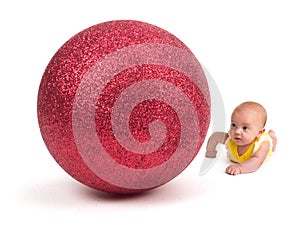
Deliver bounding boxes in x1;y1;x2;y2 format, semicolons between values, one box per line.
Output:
1;0;299;231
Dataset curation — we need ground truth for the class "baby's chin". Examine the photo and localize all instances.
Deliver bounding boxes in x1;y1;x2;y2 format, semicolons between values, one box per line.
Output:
232;138;250;146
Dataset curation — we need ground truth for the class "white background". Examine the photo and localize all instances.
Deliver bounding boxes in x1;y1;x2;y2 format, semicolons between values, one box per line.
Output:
1;0;299;231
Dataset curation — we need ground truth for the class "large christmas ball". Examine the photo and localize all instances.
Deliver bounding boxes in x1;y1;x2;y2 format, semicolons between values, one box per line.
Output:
37;20;210;194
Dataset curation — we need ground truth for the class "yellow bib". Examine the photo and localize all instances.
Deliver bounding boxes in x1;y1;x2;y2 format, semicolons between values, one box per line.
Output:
226;132;273;163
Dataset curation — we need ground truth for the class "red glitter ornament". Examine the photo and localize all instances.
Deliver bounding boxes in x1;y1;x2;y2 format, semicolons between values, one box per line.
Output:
37;20;210;194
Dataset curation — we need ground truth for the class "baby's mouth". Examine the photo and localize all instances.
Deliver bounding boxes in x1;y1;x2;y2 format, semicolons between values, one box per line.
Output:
234;137;242;142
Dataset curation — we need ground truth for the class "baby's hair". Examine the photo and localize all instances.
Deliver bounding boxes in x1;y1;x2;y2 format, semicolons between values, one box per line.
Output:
233;101;267;127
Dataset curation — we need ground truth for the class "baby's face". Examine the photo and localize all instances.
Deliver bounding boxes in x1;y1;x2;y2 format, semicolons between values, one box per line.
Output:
229;109;264;146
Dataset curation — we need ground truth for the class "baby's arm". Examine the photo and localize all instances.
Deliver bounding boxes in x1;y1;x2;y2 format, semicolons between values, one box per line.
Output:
226;141;270;175
205;132;229;158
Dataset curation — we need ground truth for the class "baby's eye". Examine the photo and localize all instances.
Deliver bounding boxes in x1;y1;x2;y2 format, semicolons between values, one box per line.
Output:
243;126;249;131
231;123;236;128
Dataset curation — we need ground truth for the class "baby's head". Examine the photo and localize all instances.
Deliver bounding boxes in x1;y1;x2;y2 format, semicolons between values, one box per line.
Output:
229;101;267;146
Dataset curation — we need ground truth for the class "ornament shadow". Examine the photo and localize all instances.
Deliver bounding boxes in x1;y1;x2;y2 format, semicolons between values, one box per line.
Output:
21;174;206;208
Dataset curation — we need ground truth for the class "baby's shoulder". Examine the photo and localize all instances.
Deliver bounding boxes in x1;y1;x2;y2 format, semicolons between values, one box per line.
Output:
258;132;273;143
254;132;273;152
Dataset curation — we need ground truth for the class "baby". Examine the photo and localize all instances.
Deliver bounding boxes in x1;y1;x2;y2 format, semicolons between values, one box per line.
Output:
205;101;277;175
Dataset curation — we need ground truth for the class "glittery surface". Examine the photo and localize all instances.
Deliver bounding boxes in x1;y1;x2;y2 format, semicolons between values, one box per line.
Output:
37;20;210;194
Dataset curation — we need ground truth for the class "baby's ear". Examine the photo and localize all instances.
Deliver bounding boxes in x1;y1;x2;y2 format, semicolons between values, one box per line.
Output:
258;128;265;136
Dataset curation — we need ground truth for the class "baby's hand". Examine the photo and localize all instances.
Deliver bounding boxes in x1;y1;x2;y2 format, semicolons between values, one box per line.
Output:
226;164;242;175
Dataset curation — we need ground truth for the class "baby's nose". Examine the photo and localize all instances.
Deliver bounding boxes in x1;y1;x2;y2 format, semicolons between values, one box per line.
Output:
235;128;242;134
